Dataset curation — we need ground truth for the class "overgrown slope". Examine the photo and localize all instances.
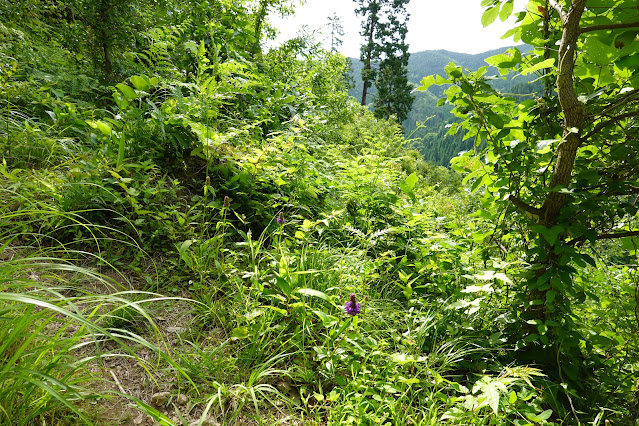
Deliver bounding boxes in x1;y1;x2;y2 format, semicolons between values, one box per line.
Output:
0;1;637;425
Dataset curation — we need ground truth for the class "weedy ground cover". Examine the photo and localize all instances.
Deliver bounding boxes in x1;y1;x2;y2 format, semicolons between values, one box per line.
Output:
1;1;638;424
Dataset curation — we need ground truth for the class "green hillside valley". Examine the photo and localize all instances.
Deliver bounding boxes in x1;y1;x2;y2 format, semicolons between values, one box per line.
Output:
349;46;540;167
0;1;638;425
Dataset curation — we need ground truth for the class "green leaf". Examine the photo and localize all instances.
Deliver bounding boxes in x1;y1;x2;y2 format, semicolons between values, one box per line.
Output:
184;40;198;53
312;310;338;327
508;390;517;404
116;83;137;101
400;173;418;203
294;288;333;304
418;75;436;91
484;381;501;414
583;36;620;66
535;139;560;154
113;91;129;109
533;225;564;246
390;353;427;365
520;58;555;76
538;409;553;420
481;6;500;27
130;75;151;91
231;327;249;340
96;121;112;136
499;0;513;21
403;282;413;299
404;172;418;189
621;236;639;251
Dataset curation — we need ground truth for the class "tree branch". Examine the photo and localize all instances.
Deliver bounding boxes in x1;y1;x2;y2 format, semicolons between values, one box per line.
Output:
582;110;639;143
597;231;639;241
508;195;543;217
580;21;639;34
548;0;566;21
569;230;639;246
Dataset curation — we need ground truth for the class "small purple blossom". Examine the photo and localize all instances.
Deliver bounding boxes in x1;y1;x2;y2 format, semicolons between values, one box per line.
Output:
345;293;361;316
276;212;286;225
223;196;230;208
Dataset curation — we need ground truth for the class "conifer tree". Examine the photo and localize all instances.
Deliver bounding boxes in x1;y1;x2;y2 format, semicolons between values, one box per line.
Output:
354;0;383;106
372;1;413;122
354;0;414;121
326;12;345;53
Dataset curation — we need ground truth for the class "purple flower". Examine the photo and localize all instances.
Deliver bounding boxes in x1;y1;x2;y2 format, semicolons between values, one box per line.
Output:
223;196;230;208
276;212;286;225
345;293;361;316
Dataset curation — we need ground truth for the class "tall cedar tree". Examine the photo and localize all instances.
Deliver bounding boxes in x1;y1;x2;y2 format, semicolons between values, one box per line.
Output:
354;0;382;106
372;2;413;123
355;0;413;122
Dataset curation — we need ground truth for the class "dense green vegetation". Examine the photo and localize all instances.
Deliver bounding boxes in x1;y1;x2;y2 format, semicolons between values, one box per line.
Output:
0;0;638;425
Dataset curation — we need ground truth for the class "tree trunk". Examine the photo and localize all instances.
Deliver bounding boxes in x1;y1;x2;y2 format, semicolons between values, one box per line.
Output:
541;0;586;226
360;14;377;106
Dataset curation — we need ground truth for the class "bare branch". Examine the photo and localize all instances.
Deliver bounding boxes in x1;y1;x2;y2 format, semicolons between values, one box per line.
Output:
580;21;639;34
582;110;639;143
548;0;566;21
508;195;543;217
569;230;639;246
596;230;639;241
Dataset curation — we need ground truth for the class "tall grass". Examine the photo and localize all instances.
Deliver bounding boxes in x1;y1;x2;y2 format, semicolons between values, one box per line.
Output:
0;210;192;425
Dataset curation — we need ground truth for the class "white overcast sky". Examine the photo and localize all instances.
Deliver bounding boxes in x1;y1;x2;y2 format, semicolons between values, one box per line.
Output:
269;0;528;57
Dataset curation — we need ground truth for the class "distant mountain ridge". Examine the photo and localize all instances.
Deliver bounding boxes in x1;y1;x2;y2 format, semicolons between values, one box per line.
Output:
349;45;529;100
348;45;538;166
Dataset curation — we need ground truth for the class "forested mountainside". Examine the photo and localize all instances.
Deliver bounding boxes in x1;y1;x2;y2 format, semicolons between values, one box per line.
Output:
349;46;539;166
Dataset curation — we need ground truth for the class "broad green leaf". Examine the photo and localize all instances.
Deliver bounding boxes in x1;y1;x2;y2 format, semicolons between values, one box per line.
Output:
508;390;517;404
184;40;198;53
96;121;112;136
403;282;413;299
583;36;620;66
520;58;555;75
391;353;427;364
484;381;501;414
231;327;249;340
533;225;564;246
444;63;463;79
474;270;512;284
130;75;151;91
538;409;553;420
398;376;420;385
535;139;559;153
482;6;500;27
404;172;418;189
113;91;129;109
312;310;338;327
400;173;418;203
621;236;639;251
116;83;137;101
461;283;494;293
499;0;514;21
418;75;436;91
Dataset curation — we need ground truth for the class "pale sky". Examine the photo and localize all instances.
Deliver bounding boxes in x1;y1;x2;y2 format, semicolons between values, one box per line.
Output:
269;0;529;57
